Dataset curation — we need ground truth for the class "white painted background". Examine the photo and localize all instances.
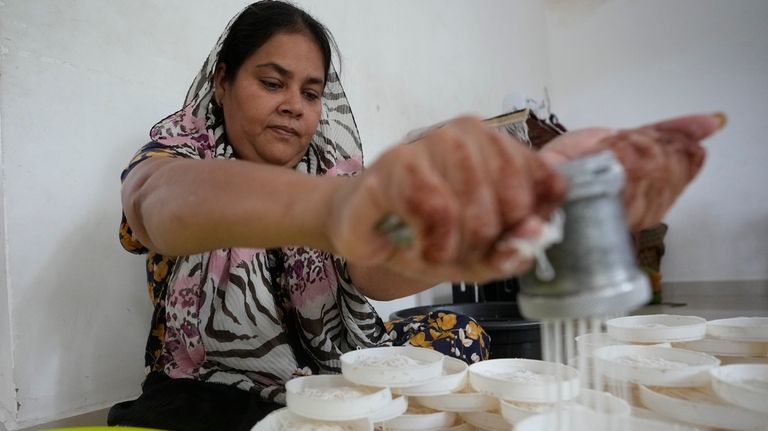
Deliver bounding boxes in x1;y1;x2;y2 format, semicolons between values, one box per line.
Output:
545;0;768;283
0;0;766;429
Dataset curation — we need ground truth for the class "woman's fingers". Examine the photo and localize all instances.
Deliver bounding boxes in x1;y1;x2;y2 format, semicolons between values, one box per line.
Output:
602;113;722;230
384;147;462;264
344;115;554;282
483;128;537;228
426;120;503;263
642;113;725;142
539;127;616;166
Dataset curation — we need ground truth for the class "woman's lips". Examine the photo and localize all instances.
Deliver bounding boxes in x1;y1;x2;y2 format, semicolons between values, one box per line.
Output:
269;125;299;138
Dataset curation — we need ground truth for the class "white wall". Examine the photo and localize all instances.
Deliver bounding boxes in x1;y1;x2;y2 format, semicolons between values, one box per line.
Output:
3;0;765;428
0;108;16;427
0;0;551;427
545;0;768;282
0;1;253;428
297;0;553;320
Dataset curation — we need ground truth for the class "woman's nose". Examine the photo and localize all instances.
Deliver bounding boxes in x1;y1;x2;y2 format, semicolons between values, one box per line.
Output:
278;90;303;117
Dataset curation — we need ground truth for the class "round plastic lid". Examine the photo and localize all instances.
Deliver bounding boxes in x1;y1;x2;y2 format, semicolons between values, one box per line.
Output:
707;317;768;342
500;398;560;424
639;384;768;430
340;346;444;388
673;337;768;357
368;396;408;424
575;332;621;358
285;375;391;421
392;357;468;396
469;358;580;402
515;408;699;431
251;408;372;431
439;423;474;431
710;363;768;414
575;388;631;417
593;345;720;387
500;389;630;425
381;408;457;431
413;390;499;413
606;314;706;343
459;411;508;431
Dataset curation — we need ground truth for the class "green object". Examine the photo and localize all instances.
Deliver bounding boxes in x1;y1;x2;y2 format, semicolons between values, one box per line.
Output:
375;214;414;248
640;265;663;305
42;428;164;431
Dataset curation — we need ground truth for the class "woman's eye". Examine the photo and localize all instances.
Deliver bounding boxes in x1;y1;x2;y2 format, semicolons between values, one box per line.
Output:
303;91;320;102
261;80;281;90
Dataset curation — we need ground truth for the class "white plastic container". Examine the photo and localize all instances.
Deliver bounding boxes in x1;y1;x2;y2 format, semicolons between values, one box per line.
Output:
413;390;499;413
574;388;631;417
500;399;559;425
252;408;372;431
368;396;408;424
638;384;768;431
438;423;474;431
381;407;457;431
606;315;706;343
717;355;768;365
515;408;699;431
707;317;768;342
630;406;704;428
459;410;509;431
602;380;643;407
340;346;444;388
710;364;768;414
469;358;580;402
593;345;720;386
499;389;630;425
285;375;391;421
575;332;621;358
392;357;468;396
673;336;768;357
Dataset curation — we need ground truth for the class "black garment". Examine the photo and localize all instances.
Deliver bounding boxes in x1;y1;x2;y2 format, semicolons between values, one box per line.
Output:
107;372;281;431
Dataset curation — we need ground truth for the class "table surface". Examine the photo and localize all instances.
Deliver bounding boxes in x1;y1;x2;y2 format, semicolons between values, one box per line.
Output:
636;280;768;320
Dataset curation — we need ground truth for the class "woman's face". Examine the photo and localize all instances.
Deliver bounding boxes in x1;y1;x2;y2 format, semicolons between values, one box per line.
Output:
214;32;325;167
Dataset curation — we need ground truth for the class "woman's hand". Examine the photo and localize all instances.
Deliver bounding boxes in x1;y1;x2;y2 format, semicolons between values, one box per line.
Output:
328;116;566;284
540;113;724;230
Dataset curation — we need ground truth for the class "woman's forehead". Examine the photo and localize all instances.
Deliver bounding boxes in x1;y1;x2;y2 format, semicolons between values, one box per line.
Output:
245;32;325;83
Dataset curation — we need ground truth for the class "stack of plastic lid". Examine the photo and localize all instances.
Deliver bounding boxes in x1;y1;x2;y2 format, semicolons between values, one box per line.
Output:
593;315;714;406
634;364;768;431
254;374;392;431
253;315;768;430
253;346;478;430
515;408;700;431
638;317;768;430
571;315;696;387
588;314;768;430
673;317;768;365
605;314;707;345
461;358;579;430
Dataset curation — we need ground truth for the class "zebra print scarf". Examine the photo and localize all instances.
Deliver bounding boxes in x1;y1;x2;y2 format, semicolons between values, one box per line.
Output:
147;5;389;403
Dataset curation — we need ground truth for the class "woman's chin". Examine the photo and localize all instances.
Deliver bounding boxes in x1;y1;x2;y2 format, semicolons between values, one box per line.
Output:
261;151;306;168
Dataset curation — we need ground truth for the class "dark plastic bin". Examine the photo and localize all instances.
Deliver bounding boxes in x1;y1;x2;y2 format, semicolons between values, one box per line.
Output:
389;302;541;359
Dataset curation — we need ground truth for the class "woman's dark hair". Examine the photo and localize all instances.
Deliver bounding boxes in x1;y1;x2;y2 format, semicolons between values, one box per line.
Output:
218;1;338;84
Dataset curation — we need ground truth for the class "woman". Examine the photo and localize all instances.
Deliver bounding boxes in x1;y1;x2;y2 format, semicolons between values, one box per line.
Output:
111;1;723;429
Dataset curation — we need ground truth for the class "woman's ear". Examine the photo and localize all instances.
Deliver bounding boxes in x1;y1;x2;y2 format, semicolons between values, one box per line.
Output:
213;63;227;106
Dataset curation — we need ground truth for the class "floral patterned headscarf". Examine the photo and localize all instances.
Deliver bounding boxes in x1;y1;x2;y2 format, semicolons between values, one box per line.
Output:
148;2;389;402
